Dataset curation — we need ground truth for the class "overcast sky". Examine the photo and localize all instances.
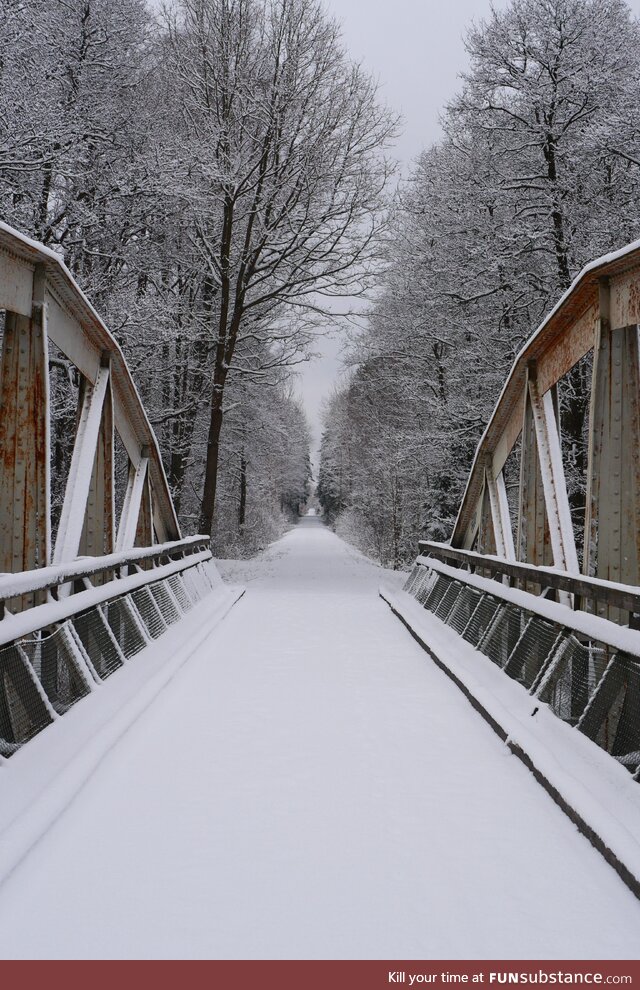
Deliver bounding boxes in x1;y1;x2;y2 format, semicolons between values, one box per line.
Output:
300;0;511;466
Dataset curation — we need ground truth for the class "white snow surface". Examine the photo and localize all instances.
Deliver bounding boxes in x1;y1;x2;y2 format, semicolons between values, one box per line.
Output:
0;518;638;959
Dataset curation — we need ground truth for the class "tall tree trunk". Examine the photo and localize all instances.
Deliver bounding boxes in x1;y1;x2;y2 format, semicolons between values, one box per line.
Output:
199;378;225;536
238;453;246;529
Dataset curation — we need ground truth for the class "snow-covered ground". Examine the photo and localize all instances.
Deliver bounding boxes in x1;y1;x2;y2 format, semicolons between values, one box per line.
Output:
0;517;638;959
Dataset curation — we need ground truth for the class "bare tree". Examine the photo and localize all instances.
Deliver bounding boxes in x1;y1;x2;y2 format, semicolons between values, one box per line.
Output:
162;0;397;534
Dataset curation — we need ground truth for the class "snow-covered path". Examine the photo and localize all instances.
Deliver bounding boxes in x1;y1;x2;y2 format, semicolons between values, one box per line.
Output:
0;518;638;959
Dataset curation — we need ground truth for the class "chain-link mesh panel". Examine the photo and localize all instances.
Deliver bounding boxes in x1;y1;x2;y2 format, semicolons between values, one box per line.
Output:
71;608;124;681
130;587;166;640
434;580;464;622
415;569;438;606
403;564;423;595
181;566;207;603
167;574;194;614
196;561;218;592
577;653;640;773
447;586;484;637
423;574;453;612
0;643;54;755
462;595;502;649
149;581;181;626
20;626;91;715
502;616;563;689
104;597;148;658
479;604;528;668
201;558;222;588
539;636;607;725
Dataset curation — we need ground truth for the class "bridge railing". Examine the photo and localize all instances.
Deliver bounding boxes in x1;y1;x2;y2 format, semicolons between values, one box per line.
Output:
419;540;640;624
0;535;221;758
404;551;640;781
397;238;640;785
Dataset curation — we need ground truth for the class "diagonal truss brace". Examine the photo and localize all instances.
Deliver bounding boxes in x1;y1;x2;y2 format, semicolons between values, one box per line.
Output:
528;376;579;576
53;362;111;565
116;453;150;553
486;467;516;562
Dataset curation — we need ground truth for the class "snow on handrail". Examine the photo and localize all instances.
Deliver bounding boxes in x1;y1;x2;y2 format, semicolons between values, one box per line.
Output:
414;555;640;661
420;541;640;616
0;535;210;603
0;550;212;648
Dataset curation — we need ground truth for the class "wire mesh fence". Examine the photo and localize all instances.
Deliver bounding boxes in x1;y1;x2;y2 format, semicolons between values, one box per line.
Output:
0;560;222;758
19;624;92;715
403;562;640;778
0;642;54;755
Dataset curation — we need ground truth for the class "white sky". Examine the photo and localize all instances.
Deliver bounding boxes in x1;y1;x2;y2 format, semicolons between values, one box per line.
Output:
300;0;511;466
300;0;640;469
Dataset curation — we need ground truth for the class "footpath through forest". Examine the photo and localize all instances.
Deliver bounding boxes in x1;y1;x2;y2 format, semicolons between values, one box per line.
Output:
0;516;638;959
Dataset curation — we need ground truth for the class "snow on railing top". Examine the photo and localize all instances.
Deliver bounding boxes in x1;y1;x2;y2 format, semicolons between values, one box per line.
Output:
416;555;640;661
0;549;213;648
0;535;209;604
420;541;640;616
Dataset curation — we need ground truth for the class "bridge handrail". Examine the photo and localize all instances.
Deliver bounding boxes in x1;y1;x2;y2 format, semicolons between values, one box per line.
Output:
415;553;640;661
0;549;213;648
419;540;640;617
0;535;210;607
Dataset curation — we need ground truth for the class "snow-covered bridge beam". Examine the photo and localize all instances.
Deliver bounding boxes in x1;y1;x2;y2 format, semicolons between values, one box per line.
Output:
0;222;183;609
0;264;50;588
451;238;640;594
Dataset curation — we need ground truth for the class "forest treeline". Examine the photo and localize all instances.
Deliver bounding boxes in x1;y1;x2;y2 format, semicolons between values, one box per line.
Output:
0;0;395;555
318;0;640;568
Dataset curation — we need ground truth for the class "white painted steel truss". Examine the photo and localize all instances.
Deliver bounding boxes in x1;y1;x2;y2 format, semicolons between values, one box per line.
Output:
0;222;181;595
452;243;640;606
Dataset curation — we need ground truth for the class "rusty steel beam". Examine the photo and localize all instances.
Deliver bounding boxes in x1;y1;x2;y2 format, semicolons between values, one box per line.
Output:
79;369;115;561
486;467;515;562
0;265;50;593
448;238;640;620
117;454;150;553
451;239;640;552
0;222;180;553
53;361;111;565
584;278;640;612
0;221;186;615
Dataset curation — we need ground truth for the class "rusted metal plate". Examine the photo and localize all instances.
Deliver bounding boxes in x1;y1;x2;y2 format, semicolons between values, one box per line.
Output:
611;268;640;328
536;302;597;397
0;248;32;316
0;277;50;595
0;222;180;550
585;323;640;618
45;288;101;383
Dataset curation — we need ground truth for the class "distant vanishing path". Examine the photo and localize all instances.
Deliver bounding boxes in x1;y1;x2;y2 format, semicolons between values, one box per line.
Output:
0;517;638;959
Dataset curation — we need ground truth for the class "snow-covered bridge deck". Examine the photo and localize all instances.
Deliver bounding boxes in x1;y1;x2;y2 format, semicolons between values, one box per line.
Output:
0;517;638;959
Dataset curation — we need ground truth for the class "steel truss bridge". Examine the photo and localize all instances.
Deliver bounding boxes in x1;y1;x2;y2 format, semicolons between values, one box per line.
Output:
0;221;640;900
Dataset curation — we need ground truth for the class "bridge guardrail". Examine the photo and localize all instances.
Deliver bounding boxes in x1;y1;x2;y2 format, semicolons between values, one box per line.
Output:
419;540;640;621
0;536;223;758
404;553;640;782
